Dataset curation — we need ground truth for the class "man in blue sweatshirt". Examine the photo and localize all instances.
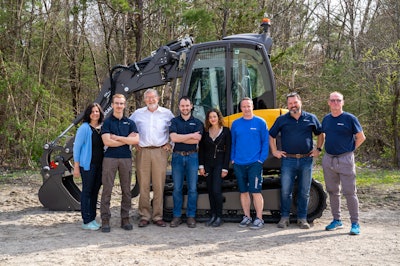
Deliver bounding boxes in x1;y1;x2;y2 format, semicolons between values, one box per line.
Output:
231;97;269;230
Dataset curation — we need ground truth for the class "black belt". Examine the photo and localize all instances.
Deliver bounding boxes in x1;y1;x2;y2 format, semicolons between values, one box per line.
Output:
143;146;163;149
285;152;312;158
173;150;197;156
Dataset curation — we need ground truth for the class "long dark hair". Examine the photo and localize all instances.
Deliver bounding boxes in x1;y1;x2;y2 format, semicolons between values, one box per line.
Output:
204;108;224;131
82;103;104;124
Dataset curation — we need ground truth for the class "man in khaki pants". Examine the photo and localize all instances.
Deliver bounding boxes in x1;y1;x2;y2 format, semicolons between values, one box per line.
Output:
130;89;174;227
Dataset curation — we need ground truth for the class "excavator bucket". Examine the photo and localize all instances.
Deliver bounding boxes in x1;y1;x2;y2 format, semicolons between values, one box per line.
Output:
39;137;81;211
38;173;81;211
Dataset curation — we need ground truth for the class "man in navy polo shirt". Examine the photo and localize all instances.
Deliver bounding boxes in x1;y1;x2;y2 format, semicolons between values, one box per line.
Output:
322;91;365;235
269;92;324;229
169;96;203;228
100;94;139;233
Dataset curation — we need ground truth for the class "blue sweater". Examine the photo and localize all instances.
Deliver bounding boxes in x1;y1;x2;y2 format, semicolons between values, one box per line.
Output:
73;122;93;171
231;116;269;165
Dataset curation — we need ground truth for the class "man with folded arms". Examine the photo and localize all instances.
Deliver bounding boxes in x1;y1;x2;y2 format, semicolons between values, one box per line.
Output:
169;96;203;228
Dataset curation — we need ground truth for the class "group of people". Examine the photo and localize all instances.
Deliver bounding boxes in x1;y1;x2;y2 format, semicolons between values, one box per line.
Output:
73;89;365;236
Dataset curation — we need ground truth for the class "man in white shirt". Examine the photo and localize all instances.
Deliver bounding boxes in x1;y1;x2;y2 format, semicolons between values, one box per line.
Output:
129;89;175;227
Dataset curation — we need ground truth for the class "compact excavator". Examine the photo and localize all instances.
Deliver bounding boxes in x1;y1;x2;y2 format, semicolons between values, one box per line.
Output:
39;18;327;223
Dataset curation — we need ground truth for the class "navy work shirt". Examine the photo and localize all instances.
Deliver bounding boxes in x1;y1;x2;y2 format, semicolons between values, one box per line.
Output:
322;112;363;155
269;111;322;154
101;115;138;158
169;115;204;152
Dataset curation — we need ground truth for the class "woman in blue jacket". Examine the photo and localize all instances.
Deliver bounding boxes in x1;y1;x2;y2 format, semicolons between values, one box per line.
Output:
73;103;104;230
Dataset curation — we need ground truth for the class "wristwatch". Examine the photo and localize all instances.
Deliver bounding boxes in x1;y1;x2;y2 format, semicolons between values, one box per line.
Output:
316;147;322;152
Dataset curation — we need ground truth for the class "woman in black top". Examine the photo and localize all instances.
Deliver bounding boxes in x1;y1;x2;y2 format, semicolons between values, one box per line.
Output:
199;109;231;227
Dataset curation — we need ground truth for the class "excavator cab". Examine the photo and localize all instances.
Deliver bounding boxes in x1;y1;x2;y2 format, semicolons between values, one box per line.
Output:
180;38;282;173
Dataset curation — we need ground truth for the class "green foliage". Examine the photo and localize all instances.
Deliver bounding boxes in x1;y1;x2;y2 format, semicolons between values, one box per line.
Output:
110;0;131;12
313;166;400;187
0;60;73;168
182;8;214;42
361;40;400;166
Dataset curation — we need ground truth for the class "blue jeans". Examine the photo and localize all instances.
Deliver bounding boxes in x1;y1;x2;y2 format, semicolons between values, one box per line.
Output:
171;152;199;218
280;157;313;219
80;164;102;224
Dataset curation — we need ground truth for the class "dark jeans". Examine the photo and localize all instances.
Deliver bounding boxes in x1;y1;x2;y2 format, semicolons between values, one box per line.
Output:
80;164;102;224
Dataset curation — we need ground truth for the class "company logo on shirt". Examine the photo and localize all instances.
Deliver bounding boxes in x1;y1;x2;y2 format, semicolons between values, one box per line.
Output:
123;122;130;125
337;123;344;126
189;123;197;126
250;127;257;130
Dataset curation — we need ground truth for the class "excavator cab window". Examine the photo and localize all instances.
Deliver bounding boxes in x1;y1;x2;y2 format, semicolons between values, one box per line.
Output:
231;47;273;113
188;46;227;121
186;43;274;122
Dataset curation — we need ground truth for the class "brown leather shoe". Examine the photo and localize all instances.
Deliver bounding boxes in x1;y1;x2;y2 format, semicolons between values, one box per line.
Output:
102;219;110;233
138;219;150;228
153;220;167;227
121;217;133;230
170;217;182;228
186;217;196;228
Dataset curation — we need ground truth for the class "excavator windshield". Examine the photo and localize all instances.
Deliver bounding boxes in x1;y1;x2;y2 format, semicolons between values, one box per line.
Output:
185;42;275;122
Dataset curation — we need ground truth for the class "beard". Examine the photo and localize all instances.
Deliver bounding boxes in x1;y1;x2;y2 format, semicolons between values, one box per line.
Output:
180;109;192;116
289;106;300;114
147;103;158;110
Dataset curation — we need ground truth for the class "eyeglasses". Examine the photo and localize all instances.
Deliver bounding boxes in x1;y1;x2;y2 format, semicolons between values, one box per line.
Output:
329;99;342;103
286;92;298;98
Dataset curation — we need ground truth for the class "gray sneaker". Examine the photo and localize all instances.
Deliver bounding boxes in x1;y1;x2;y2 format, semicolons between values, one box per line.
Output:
238;216;252;228
277;217;289;228
249;218;264;230
297;219;310;229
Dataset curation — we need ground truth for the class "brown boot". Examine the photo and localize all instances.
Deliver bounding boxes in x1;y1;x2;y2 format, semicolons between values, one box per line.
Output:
121;217;133;230
102;219;110;233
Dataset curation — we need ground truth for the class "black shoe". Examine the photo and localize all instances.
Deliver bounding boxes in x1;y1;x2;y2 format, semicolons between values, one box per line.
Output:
121;218;133;230
205;215;216;227
212;217;223;227
101;219;111;233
